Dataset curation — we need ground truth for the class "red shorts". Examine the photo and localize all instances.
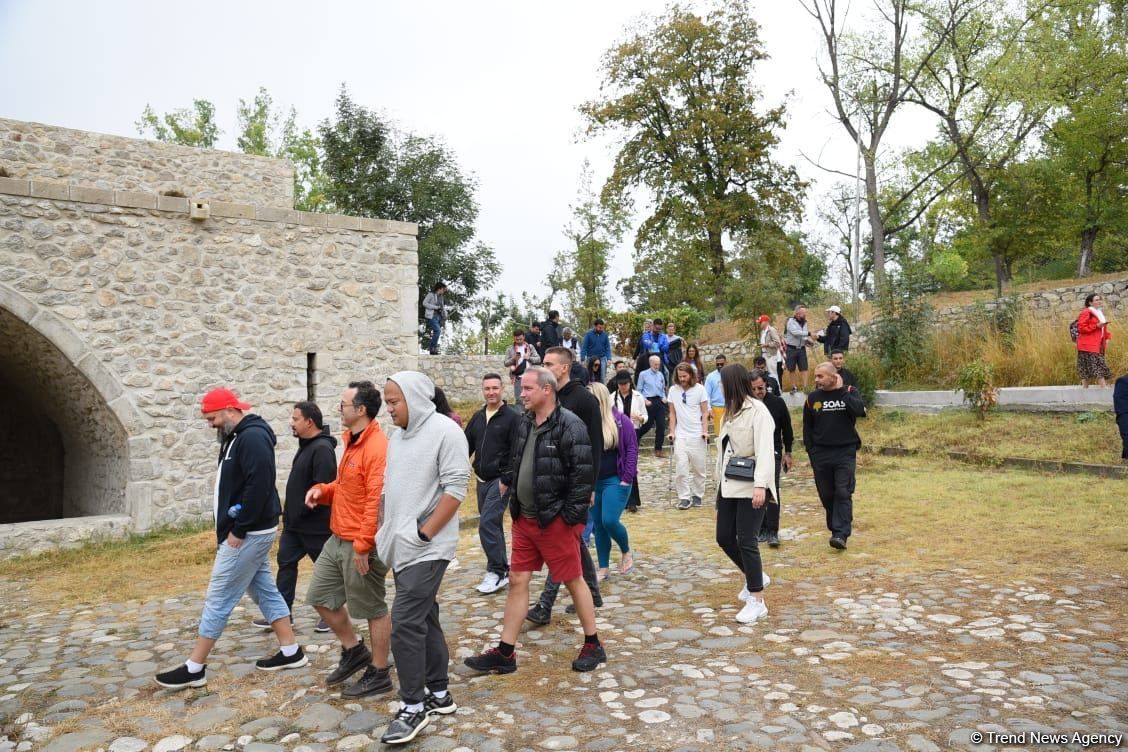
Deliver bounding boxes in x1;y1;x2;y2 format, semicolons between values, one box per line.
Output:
511;515;583;582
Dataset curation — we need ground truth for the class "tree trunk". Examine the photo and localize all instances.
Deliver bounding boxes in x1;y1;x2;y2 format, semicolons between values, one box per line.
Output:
972;190;1008;298
1078;227;1097;277
707;227;726;321
865;157;884;296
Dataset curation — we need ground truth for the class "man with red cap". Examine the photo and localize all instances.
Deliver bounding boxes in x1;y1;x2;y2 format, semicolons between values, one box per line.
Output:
155;388;307;690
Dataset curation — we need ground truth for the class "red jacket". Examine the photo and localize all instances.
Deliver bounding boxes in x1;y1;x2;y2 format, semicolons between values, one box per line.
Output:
1076;308;1112;354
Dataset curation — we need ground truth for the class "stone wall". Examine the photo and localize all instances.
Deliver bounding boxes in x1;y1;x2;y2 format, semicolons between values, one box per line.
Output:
1;118;295;208
421;354;509;404
933;278;1128;326
0;172;418;554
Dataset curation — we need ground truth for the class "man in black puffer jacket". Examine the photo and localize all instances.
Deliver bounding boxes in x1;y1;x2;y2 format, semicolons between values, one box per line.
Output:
465;366;607;674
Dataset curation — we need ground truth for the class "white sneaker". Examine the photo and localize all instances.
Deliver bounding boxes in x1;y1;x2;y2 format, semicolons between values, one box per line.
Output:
476;572;509;594
736;597;768;624
738;573;769;602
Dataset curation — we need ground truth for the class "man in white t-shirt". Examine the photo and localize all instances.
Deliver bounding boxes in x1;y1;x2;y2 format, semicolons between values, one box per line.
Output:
667;362;709;510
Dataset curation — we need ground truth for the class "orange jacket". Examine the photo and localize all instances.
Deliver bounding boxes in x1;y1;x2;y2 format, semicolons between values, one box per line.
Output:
311;420;386;555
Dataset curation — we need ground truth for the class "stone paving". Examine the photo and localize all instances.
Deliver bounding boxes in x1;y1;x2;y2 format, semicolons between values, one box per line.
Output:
1;452;1125;751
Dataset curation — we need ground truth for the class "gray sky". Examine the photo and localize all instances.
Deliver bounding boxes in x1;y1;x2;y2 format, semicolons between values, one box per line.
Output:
0;0;933;309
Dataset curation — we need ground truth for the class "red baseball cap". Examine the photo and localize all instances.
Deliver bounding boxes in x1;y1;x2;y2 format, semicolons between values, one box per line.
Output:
200;387;252;414
757;315;771;324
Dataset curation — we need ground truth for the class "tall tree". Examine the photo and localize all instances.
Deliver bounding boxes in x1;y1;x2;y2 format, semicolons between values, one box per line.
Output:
552;161;629;328
581;0;805;319
136;99;220;148
906;0;1052;295
799;0;957;294
236;88;326;212
318;88;499;320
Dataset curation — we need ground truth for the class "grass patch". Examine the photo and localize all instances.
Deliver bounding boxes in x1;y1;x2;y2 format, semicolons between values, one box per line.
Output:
863;408;1124;465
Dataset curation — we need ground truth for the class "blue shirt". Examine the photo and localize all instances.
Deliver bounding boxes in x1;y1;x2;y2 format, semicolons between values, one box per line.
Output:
638;368;667;400
581;329;611;360
640;331;668;355
704;369;724;407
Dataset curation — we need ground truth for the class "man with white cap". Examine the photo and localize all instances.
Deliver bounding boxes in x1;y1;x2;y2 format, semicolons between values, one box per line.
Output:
817;306;852;357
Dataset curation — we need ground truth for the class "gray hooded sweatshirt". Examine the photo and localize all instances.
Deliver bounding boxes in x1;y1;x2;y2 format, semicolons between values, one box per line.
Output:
376;371;470;573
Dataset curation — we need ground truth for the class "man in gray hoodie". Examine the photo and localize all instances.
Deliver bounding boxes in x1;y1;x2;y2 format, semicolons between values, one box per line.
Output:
376;372;469;745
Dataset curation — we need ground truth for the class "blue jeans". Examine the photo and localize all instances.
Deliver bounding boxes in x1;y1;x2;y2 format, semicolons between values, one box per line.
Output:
476;478;508;576
427;315;442;351
593;475;631;568
199;532;290;639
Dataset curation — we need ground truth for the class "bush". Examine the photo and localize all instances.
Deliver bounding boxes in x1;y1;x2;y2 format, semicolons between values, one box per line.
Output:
956;359;998;420
604;308;710;356
930;251;969;289
845;350;880;406
867;268;936;384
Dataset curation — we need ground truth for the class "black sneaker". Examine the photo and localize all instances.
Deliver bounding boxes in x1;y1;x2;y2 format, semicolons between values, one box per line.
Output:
423;690;457;716
756;531;769;543
571;642;607;672
327;639;371;685
768;532;781;547
464;648;517;674
691;496;703;507
154;663;207;689
255;646;308;671
252;615;292;629
314;618;331;633
380;705;430;745
676;499;691;510
341;664;393;698
829;536;847;550
526;604;551;626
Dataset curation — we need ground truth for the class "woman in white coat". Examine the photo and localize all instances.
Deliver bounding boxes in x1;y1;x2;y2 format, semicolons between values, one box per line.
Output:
715;363;778;624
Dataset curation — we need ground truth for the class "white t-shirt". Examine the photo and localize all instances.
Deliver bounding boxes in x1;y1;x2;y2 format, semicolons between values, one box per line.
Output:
668;383;708;439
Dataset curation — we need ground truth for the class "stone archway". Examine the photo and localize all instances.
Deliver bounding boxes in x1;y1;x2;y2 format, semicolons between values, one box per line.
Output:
0;284;143;528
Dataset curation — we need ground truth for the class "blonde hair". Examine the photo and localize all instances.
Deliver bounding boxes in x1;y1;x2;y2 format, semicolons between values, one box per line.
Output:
588;382;618;450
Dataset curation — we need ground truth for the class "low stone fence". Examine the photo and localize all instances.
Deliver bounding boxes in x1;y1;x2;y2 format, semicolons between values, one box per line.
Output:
934;278;1127;327
420;354;508;403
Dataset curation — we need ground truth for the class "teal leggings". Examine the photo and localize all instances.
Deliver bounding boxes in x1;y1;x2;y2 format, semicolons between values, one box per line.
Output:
594;475;631;568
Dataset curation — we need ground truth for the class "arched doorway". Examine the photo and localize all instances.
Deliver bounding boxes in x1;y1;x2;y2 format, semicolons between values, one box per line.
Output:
0;303;129;524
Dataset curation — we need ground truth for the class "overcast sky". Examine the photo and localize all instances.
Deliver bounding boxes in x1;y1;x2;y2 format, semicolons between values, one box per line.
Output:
0;0;934;309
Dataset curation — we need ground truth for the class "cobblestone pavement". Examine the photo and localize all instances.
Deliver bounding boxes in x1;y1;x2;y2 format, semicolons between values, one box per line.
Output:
1;451;1125;751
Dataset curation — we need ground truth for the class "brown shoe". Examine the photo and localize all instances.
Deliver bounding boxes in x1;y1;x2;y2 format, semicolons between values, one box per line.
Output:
654;450;665;459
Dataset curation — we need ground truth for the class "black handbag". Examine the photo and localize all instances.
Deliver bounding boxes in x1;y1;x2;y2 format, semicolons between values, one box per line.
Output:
721;436;757;480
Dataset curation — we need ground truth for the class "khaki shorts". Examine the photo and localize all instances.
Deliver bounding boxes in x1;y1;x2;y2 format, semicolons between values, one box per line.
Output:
305;534;389;620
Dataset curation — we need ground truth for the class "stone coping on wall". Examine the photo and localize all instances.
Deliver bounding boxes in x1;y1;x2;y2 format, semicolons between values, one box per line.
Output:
0;176;418;236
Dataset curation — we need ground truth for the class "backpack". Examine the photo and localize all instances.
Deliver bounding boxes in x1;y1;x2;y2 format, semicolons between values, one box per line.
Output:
1069;318;1080;343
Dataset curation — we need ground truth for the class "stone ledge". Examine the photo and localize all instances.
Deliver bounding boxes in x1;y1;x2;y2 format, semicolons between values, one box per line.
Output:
0;176;418;236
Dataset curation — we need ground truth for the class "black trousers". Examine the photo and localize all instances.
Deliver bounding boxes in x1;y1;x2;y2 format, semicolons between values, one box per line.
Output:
1119;414;1127;459
761;455;783;534
276;529;331;612
637;400;667;452
390;560;450;705
538;538;601;610
715;494;768;591
626;478;641;510
810;447;856;539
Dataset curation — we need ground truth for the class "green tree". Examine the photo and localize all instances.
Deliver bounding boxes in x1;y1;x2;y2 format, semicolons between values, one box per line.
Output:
728;228;827;328
236;88;326;212
582;0;806;319
552;161;629;328
318;88;499;320
136;99;220;148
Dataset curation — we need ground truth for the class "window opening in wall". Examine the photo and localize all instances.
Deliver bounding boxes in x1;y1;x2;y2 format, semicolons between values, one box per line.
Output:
306;353;317;402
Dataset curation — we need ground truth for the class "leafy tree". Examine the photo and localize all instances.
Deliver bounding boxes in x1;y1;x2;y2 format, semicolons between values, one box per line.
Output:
318;88;499;321
236;88;326;212
552;161;630;328
728;228;827;329
582;0;806;319
136;100;220;148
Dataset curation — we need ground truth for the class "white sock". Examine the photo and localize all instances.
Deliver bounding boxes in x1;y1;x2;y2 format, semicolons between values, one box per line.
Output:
405;702;424;713
185;659;204;673
280;643;299;657
432;690;448;699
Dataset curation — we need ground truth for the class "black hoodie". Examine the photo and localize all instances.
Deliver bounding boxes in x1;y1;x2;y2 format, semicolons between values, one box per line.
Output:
215;413;281;544
283;426;338;533
556;378;604;487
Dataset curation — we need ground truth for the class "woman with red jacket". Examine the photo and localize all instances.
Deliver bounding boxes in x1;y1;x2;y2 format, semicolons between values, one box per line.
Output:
1077;293;1113;387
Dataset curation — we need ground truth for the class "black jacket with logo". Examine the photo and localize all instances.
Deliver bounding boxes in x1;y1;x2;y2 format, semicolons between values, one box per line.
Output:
464;402;520;482
215;414;281;543
802;386;866;451
504;405;593;527
283;427;337;534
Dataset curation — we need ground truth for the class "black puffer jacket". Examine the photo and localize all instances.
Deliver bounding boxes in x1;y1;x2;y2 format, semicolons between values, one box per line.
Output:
504;405;593;527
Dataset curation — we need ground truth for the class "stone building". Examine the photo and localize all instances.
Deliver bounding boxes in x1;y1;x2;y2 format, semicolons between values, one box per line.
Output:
0;118;418;557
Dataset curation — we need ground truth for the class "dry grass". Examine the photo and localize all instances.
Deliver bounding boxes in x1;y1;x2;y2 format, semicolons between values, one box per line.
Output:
864;408;1124;465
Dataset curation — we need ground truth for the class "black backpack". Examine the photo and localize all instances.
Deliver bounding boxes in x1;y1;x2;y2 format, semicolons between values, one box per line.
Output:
1069;318;1080;343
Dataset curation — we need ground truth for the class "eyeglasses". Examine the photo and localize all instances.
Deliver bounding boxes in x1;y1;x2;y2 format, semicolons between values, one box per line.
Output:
339;401;356;411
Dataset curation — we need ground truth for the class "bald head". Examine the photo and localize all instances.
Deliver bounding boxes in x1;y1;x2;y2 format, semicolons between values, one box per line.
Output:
814;361;840;390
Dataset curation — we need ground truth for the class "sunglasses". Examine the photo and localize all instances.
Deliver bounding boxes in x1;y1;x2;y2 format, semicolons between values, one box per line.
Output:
681;392;687;404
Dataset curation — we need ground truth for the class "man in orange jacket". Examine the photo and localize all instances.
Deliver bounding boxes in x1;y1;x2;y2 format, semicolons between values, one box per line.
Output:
304;380;393;699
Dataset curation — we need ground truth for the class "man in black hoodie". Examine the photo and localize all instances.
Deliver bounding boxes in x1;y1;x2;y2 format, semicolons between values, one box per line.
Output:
803;363;867;551
749;370;793;548
527;346;604;625
155;388;308;690
253;401;338;631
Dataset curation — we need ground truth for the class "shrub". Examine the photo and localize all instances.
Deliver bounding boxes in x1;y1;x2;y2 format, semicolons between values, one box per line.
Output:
930;251;969;289
956;359;998;420
845;350;879;406
867;268;936;384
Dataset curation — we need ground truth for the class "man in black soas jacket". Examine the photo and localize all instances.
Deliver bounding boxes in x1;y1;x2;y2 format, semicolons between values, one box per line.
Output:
253;401;338;631
749;370;793;548
803;362;867;551
527;346;604;624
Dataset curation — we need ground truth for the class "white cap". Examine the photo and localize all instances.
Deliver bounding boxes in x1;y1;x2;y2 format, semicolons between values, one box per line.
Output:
826;305;842;314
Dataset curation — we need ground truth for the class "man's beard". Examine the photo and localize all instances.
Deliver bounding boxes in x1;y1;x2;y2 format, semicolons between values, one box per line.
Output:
215;421;235;444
